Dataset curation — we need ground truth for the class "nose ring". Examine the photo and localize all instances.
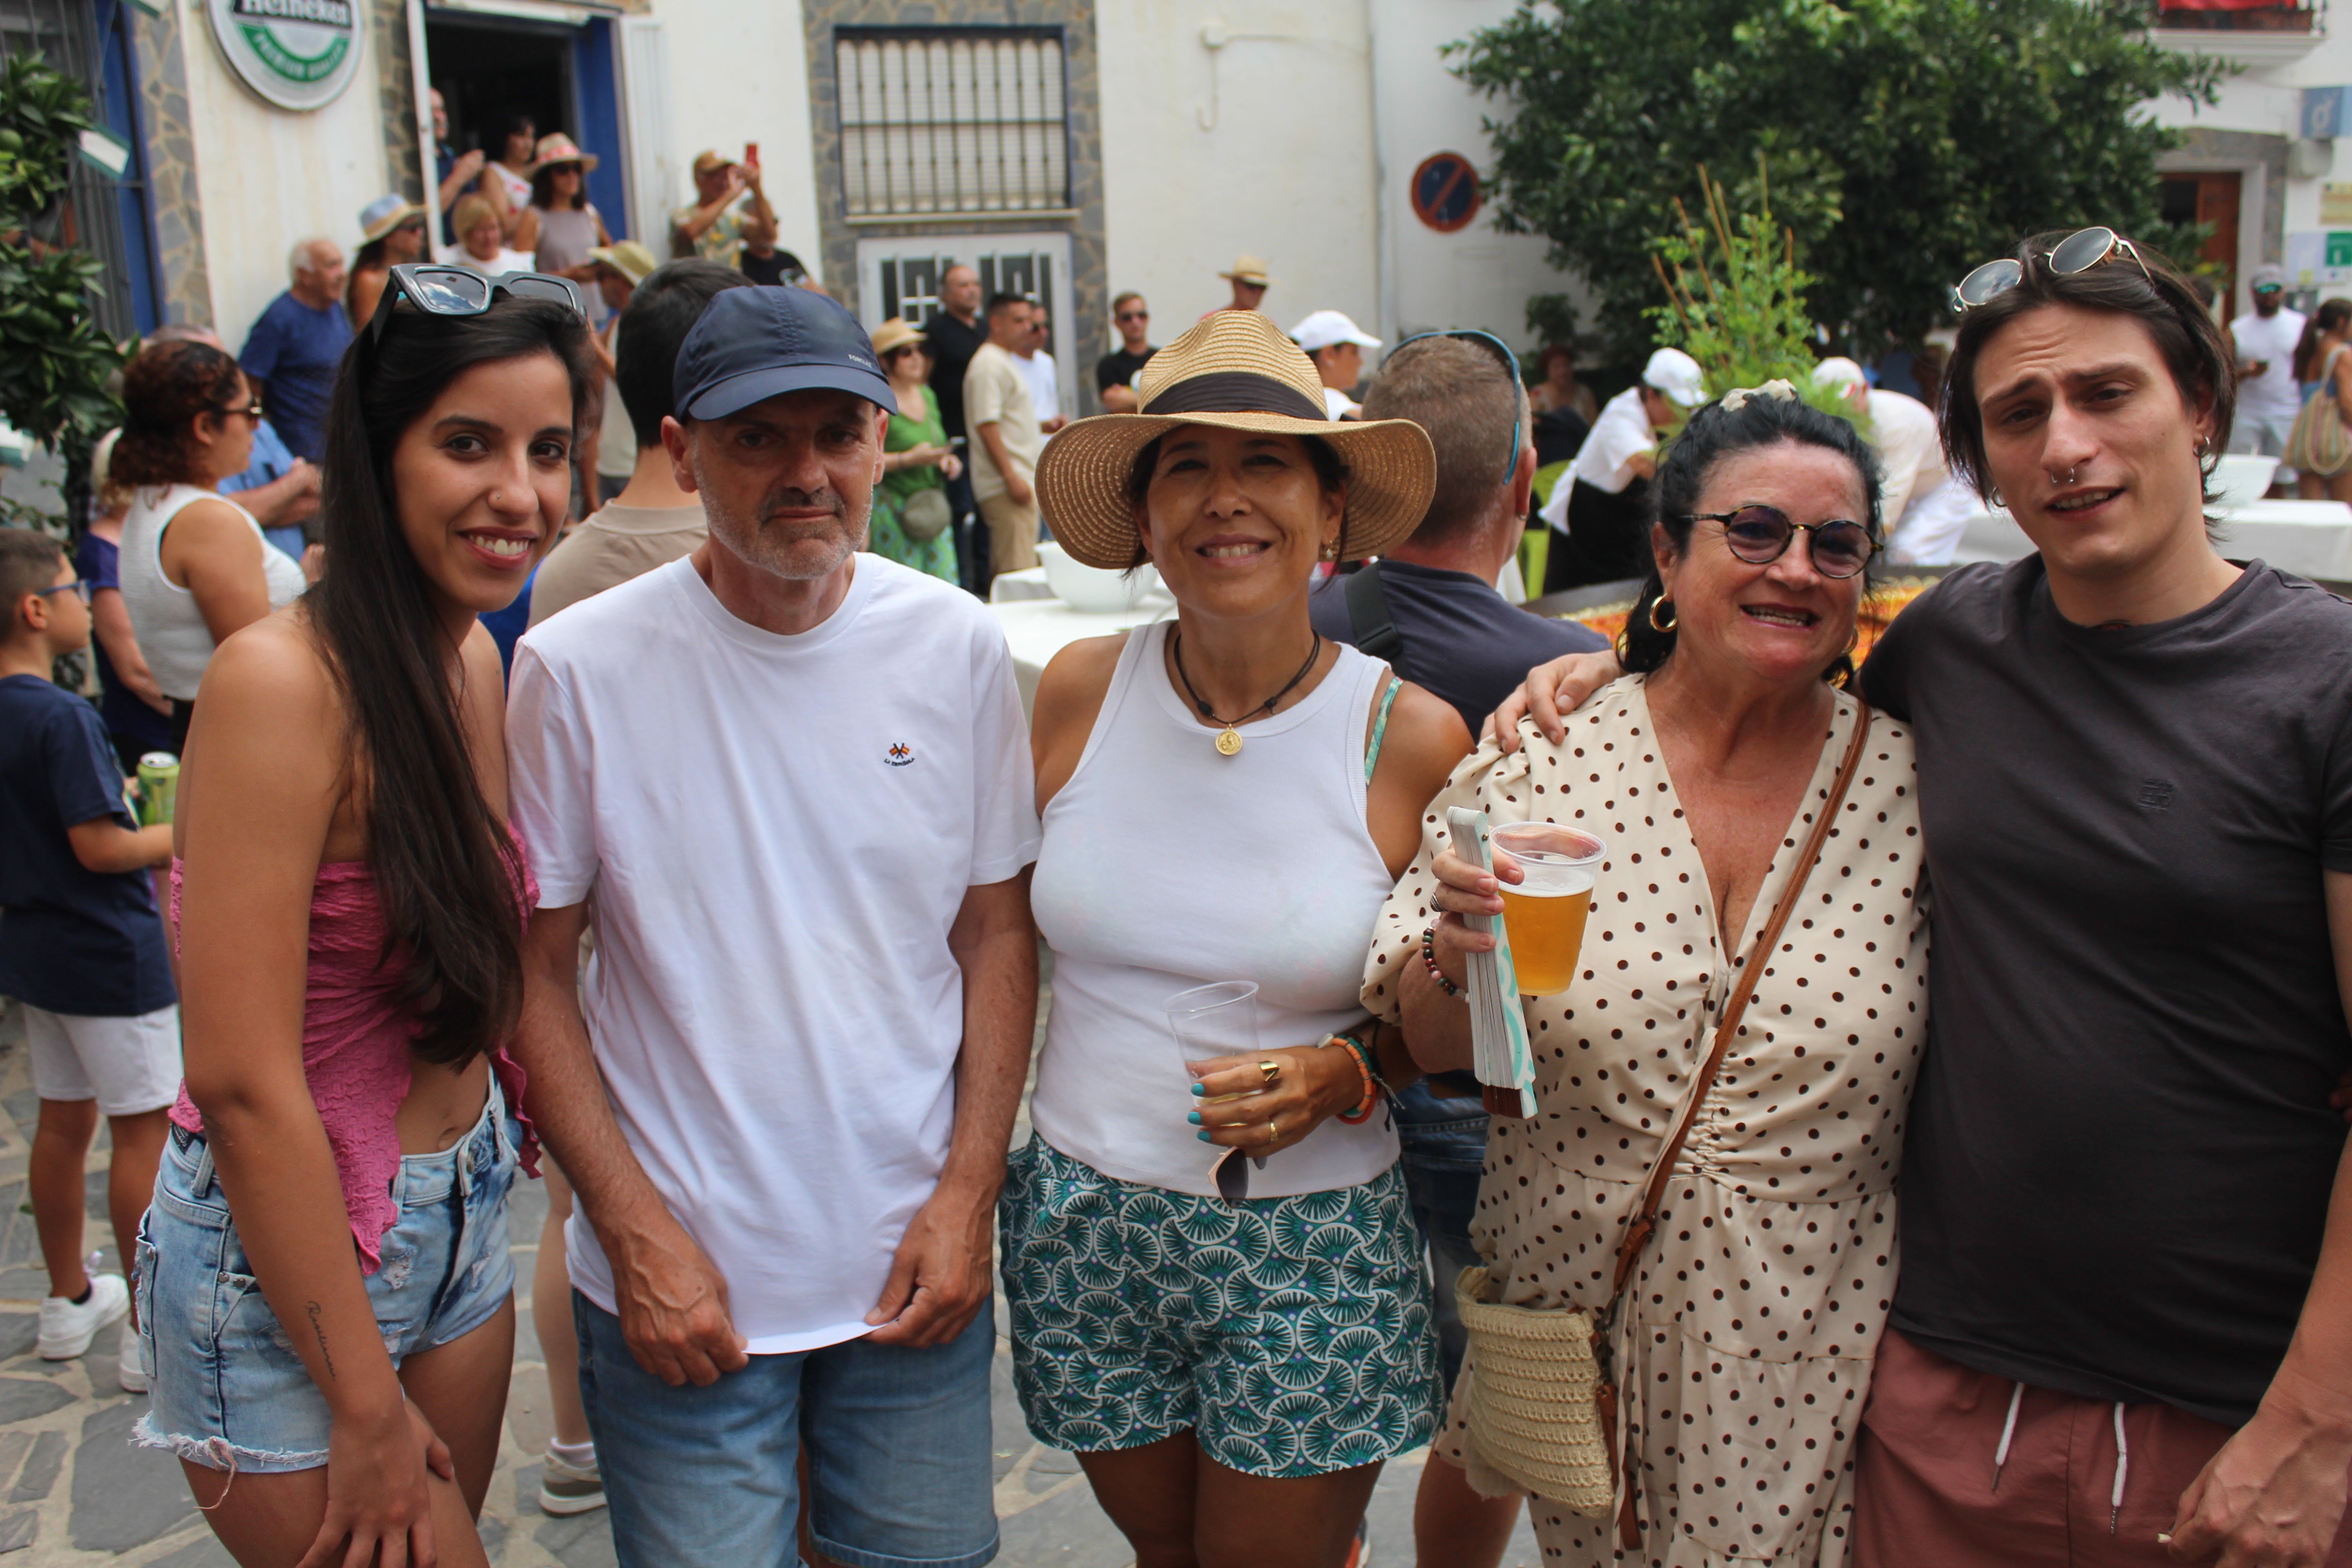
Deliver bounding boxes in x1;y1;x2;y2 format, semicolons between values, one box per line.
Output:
2047;467;2078;488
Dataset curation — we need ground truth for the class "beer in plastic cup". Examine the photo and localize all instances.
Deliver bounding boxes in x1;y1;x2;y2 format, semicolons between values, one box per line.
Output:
1165;980;1261;1101
1490;823;1606;996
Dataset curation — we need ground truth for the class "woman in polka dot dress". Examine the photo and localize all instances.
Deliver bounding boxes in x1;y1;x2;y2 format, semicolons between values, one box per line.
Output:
1367;386;1930;1568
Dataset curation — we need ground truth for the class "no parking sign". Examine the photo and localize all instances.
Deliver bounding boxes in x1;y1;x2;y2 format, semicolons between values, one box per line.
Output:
1411;153;1481;234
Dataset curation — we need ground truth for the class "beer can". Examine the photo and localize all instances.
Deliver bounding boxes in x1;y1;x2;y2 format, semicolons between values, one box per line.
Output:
136;752;179;827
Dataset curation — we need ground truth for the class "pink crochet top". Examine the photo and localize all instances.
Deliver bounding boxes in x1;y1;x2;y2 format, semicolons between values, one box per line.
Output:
168;837;541;1273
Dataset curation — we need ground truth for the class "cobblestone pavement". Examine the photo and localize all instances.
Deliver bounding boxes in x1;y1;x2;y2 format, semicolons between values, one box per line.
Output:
0;995;1539;1566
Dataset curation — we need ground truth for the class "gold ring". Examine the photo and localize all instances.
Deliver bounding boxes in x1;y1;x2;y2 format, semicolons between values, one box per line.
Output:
1258;1059;1282;1086
1265;1118;1279;1144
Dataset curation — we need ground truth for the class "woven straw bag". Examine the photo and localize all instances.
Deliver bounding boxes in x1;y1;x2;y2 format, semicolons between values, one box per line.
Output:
2287;348;2352;479
1455;704;1873;1545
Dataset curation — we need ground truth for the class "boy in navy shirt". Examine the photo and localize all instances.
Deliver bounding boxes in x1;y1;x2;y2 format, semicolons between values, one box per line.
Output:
0;529;176;1393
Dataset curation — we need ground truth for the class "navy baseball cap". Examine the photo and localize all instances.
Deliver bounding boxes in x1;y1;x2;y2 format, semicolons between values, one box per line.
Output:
672;286;894;421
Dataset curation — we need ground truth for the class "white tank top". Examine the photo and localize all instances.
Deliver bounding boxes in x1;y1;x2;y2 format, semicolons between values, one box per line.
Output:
1029;620;1403;1197
119;484;308;701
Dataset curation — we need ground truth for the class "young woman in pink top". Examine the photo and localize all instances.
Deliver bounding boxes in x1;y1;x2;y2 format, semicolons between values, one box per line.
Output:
135;274;593;1568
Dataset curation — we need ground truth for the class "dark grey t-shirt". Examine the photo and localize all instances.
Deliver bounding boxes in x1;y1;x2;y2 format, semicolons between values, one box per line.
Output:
1861;558;2352;1425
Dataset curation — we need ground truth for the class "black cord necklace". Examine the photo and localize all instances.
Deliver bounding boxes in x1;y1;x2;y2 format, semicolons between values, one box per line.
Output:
1171;628;1323;757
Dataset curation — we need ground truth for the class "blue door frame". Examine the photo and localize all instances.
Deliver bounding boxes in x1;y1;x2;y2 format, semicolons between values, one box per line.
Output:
571;18;627;242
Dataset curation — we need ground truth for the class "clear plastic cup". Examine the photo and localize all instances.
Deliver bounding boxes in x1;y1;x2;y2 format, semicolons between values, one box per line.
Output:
1490;823;1607;997
1165;980;1262;1096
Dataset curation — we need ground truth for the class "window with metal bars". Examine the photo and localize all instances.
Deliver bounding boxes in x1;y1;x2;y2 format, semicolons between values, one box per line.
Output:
835;27;1070;219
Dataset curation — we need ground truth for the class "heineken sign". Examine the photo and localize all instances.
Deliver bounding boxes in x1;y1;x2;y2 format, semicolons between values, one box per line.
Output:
207;0;361;112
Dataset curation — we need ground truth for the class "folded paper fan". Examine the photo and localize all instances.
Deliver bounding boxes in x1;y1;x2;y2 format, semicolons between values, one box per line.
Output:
1446;807;1538;1119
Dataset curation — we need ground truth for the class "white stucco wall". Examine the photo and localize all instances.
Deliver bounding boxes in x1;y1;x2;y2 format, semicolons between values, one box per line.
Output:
638;0;822;276
180;0;390;350
1093;0;1381;347
1366;0;1574;352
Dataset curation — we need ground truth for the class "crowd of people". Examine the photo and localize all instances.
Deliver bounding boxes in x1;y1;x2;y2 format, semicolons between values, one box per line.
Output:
0;199;2349;1568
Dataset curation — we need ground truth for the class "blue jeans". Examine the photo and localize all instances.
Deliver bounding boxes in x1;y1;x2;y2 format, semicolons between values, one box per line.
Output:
1392;1078;1489;1397
575;1293;999;1568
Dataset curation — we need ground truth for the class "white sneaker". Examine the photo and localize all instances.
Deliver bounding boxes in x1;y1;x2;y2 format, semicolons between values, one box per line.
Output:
38;1273;129;1360
538;1449;607;1515
116;1318;147;1393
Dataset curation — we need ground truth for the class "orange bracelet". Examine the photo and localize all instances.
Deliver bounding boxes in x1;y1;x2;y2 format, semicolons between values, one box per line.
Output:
1325;1031;1381;1123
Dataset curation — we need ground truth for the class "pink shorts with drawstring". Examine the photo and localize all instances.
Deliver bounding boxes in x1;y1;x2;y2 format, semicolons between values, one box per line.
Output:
1853;1328;2352;1567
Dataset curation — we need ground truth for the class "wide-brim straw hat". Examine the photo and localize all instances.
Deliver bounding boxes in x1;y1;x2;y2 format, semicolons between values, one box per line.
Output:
524;133;598;177
1037;310;1435;570
1219;254;1273;286
869;317;925;358
588;240;658;285
359;195;426;244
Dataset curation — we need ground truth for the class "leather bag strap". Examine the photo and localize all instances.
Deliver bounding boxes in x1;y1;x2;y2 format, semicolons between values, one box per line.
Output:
1603;700;1873;1306
1343;561;1404;663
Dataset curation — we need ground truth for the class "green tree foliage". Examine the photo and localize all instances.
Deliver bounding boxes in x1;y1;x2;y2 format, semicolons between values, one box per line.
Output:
1454;0;2223;361
0;52;125;470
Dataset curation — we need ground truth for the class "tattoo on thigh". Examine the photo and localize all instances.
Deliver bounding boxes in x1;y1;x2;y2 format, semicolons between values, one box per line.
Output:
304;1302;337;1379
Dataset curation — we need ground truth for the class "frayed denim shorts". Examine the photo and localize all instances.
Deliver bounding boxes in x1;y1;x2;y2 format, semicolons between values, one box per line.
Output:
133;1078;521;1474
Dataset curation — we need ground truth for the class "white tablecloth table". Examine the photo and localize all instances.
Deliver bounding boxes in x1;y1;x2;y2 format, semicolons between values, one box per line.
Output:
988;568;1056;603
1951;499;2352;582
988;597;1177;716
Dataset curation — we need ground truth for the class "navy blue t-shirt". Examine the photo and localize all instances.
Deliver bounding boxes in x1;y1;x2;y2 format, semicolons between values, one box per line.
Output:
0;676;174;1017
239;292;352;462
73;533;172;757
1309;559;1608;736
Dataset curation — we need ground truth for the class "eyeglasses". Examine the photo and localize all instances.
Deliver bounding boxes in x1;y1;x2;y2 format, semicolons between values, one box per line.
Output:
1949;226;2154;313
1116;310;1149;323
1688;505;1876;578
217;399;264;421
37;580;91;603
367;263;588;354
1391;328;1525;484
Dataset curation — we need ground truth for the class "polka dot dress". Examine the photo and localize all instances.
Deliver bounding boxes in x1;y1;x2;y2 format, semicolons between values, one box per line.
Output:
1362;677;1930;1568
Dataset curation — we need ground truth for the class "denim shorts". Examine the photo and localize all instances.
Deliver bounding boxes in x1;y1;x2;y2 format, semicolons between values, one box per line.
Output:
574;1292;1000;1568
1391;1078;1491;1398
133;1078;522;1473
999;1136;1441;1480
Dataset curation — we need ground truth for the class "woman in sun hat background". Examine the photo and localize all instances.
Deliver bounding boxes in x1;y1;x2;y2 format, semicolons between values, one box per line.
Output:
513;134;611;294
345;195;428;333
1003;309;1472;1566
866;316;964;583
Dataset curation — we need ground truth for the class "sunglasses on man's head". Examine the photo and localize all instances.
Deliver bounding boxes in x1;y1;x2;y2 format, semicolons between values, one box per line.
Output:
1688;505;1875;578
1392;328;1525;485
368;263;588;354
1949;226;2154;314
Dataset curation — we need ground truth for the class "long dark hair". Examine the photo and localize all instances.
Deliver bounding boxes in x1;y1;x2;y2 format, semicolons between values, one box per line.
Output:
313;296;595;1066
2294;298;2352;384
529;161;587;212
1622;392;1882;687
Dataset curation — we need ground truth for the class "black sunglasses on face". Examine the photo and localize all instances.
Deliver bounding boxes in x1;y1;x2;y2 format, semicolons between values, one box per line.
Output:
1116;310;1148;323
1390;328;1524;485
367;263;588;355
1688;505;1875;578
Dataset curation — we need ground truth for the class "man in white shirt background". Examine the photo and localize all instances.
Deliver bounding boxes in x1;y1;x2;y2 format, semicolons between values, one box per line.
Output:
1537;345;1703;590
1809;357;1980;565
507;284;1039;1568
2230;265;2307;497
1290;309;1383;419
1014;300;1065;434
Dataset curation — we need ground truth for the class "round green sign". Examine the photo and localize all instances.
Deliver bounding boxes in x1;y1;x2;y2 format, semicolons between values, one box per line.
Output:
207;0;360;112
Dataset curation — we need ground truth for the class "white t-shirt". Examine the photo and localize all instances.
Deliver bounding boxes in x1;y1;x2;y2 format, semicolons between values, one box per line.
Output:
1016;349;1059;425
506;554;1041;1353
1544;386;1657;528
1863;387;1945;529
1322;386;1361;420
2233;307;2308;421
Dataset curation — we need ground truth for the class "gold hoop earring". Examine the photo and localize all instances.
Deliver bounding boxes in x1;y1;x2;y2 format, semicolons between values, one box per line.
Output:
1648;598;1676;633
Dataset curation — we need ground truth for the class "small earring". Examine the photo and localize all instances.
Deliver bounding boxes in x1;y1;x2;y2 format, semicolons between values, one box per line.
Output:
1647;597;1677;633
1320;539;1341;562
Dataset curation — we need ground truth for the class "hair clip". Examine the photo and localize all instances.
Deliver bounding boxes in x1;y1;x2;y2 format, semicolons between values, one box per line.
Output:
1719;379;1797;412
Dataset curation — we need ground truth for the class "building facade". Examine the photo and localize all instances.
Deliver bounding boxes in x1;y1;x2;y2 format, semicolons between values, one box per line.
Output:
21;0;1580;414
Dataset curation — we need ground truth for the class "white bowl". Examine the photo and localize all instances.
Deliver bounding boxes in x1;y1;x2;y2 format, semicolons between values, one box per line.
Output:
2211;453;2278;511
1038;541;1161;612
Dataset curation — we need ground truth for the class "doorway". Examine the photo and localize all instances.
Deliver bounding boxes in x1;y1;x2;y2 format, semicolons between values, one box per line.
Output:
423;10;629;241
2160;170;2242;300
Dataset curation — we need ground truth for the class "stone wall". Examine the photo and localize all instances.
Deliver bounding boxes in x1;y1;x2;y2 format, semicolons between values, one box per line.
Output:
371;0;422;202
133;0;212;327
799;0;1107;374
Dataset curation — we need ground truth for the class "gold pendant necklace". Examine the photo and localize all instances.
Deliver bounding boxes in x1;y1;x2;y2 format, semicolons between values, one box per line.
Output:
1172;629;1323;758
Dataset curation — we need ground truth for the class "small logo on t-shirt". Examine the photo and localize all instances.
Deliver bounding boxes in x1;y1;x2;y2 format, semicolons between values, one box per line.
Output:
886;743;914;767
2138;778;2175;811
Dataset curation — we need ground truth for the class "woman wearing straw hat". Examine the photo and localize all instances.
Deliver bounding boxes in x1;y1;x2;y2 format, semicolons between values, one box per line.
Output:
345;195;428;333
867;317;964;583
514;134;611;289
1005;310;1472;1566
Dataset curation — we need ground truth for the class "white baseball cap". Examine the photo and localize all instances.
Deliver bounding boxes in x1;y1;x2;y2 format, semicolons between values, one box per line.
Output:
1811;357;1867;391
1642;347;1706;408
1289;310;1383;354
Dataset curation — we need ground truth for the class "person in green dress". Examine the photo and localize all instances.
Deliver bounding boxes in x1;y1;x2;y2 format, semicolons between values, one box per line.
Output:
867;318;963;583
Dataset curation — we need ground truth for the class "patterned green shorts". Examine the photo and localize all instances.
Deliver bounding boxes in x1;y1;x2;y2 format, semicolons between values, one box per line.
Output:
998;1136;1441;1479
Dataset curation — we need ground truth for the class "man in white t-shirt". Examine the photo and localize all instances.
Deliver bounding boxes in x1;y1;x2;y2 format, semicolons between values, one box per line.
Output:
506;284;1040;1567
1290;309;1383;419
2230;265;2308;495
1014;301;1064;433
1809;357;1978;564
1537;345;1703;590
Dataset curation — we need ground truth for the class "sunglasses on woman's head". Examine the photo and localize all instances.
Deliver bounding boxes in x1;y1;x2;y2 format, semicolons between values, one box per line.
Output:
367;263;588;354
1687;505;1875;578
1949;226;2154;314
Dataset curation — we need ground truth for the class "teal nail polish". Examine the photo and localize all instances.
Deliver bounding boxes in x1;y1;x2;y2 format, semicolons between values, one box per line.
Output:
1187;1110;1203;1124
1191;1083;1206;1096
1196;1129;1213;1141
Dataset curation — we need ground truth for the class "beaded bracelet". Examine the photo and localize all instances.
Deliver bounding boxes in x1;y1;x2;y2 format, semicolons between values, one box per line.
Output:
1325;1031;1381;1123
1421;926;1464;998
